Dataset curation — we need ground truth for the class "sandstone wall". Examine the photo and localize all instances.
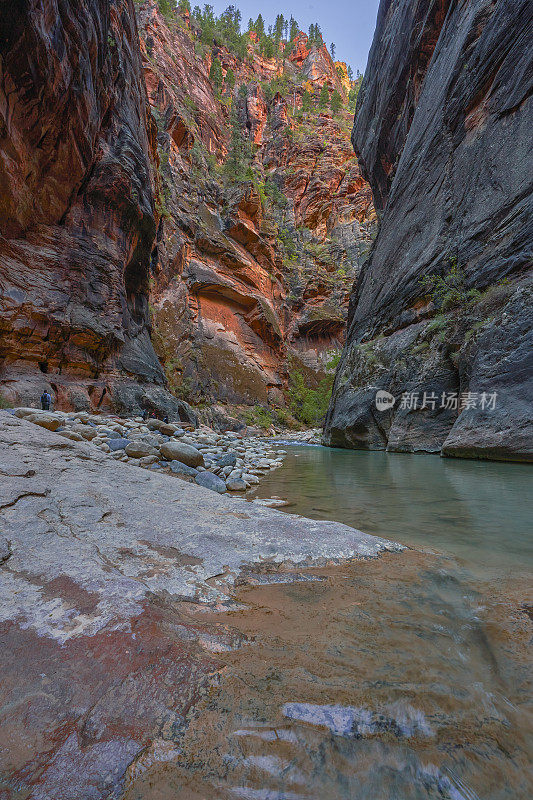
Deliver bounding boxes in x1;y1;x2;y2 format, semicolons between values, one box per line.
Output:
0;0;192;419
137;2;374;408
325;0;533;461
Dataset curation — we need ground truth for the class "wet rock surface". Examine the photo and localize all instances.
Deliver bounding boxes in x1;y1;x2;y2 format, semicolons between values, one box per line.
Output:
325;0;533;461
0;410;398;798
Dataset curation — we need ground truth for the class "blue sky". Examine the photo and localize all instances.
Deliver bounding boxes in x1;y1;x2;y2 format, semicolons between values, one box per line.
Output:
205;1;381;73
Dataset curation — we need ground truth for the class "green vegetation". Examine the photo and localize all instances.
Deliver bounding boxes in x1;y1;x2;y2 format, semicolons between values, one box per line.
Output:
287;352;340;426
223;105;253;180
307;23;323;47
301;89;312;113
225;66;235;90
420;258;481;311
158;0;176;18
318;84;329;110
0;393;11;409
348;75;363;112
244;404;273;428
209;56;223;91
330;89;342;115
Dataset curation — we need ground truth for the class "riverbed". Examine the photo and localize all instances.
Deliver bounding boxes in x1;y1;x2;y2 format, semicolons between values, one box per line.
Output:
121;446;532;800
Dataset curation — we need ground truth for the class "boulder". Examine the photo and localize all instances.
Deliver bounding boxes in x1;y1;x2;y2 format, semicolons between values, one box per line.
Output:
168;461;198;477
58;431;84;442
195;471;227;493
215;452;238;468
107;438;131;452
124;442;159;459
71;423;97;440
27;412;61;431
226;477;247;491
160;441;204;468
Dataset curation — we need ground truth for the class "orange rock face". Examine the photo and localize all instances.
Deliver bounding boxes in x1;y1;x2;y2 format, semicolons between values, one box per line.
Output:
139;3;375;408
0;0;191;417
0;0;374;416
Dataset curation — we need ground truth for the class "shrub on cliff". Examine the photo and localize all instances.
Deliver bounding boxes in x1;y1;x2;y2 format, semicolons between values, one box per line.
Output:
420;259;480;311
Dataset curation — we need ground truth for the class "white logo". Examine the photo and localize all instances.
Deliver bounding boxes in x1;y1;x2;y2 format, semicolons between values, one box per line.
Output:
375;390;396;411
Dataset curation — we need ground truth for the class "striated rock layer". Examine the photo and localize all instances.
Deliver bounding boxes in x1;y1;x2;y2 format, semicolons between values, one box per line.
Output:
0;0;192;420
325;0;533;461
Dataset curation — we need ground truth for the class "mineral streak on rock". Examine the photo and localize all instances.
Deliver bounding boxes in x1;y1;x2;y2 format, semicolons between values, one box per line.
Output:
0;411;399;797
324;0;533;461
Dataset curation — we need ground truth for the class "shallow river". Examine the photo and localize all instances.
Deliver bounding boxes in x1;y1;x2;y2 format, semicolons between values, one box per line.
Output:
123;447;532;800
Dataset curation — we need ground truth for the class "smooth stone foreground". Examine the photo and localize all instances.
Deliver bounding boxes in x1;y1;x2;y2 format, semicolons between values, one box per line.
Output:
0;412;400;798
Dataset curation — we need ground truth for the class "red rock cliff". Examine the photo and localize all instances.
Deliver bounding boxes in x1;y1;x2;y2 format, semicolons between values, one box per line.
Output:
137;2;374;414
0;0;192;419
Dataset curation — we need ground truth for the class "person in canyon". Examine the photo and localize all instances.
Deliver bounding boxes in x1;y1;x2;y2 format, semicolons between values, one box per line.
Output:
40;390;52;411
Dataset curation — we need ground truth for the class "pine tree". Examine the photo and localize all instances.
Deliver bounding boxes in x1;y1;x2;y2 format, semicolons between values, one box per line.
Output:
330;89;342;115
274;14;284;43
224;107;245;179
330;42;336;61
348;77;363;112
255;14;265;38
209;57;223;92
158;0;175;16
318;83;329;110
301;90;312;113
260;35;274;58
308;23;323;47
289;16;298;40
347;65;354;81
225;66;235;91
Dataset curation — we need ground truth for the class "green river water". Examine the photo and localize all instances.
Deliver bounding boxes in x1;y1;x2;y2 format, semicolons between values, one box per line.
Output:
125;447;532;800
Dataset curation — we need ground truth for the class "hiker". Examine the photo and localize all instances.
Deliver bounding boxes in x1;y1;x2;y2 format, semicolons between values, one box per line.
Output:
163;416;169;424
40;390;52;411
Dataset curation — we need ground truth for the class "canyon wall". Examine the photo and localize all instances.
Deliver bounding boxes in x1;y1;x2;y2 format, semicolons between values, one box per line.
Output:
325;0;533;461
137;2;374;416
0;0;193;419
0;0;373;423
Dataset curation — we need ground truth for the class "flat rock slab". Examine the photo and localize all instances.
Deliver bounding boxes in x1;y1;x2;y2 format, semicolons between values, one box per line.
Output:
0;412;400;798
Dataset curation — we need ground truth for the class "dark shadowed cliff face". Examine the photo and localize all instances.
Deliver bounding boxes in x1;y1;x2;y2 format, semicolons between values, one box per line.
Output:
325;0;533;461
0;0;192;418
